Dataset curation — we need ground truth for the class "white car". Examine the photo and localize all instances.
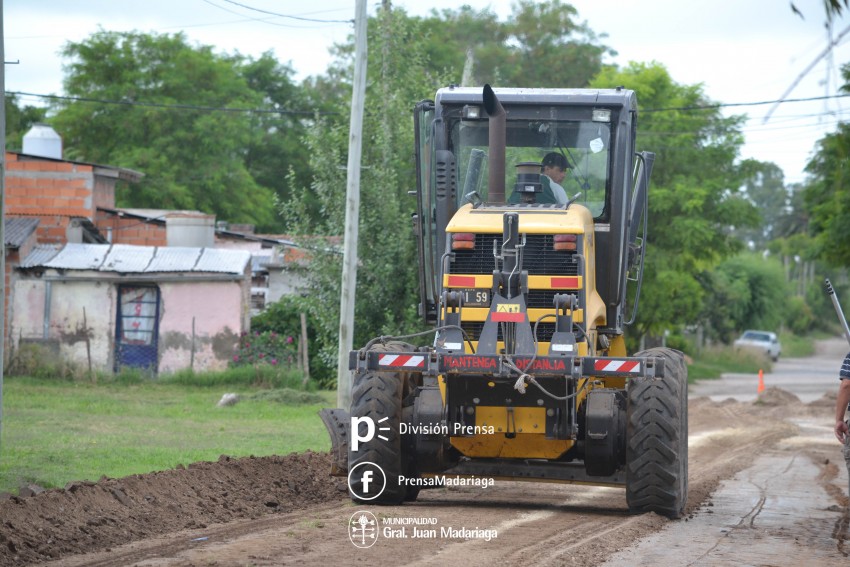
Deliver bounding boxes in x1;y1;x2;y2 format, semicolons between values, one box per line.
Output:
733;330;781;361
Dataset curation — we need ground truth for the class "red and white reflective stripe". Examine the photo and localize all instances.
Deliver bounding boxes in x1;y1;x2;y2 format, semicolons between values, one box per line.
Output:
378;354;425;368
594;360;641;373
447;275;476;287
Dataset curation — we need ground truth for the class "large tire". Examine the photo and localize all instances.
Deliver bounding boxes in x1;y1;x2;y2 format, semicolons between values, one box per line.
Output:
348;342;416;505
626;347;688;519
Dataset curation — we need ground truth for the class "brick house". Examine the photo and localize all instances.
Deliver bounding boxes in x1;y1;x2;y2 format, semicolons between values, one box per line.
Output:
2;133;304;372
5;151;142;244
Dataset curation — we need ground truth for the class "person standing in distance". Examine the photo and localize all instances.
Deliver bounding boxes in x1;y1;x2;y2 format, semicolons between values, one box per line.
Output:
834;350;850;495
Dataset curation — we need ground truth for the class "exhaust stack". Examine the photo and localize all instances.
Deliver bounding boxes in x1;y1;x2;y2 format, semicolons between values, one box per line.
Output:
482;84;506;203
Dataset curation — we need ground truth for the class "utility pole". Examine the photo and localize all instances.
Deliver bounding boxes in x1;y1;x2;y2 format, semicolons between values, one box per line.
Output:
336;0;367;410
0;0;7;453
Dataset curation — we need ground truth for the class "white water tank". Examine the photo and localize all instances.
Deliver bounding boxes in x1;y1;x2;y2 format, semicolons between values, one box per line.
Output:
166;214;215;247
22;123;63;159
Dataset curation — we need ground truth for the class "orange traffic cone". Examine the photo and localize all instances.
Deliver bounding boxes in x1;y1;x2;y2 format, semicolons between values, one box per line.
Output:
757;369;765;394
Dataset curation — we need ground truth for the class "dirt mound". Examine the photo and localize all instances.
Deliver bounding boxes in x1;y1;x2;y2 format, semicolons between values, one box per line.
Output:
754;386;802;406
809;390;838;408
0;451;346;566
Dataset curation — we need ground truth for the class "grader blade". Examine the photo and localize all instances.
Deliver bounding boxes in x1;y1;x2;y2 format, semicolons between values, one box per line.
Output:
318;408;350;475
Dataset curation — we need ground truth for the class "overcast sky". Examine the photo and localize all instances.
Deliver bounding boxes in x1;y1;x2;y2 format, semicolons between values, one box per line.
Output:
6;0;850;185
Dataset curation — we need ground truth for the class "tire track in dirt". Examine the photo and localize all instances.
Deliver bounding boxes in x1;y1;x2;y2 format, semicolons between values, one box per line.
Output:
1;389;841;567
38;397;803;567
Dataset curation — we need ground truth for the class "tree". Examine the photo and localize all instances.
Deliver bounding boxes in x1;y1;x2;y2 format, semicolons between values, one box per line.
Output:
51;30;311;231
348;1;614;89
736;159;788;248
591;63;760;341
279;7;444;383
505;0;612;87
804;120;850;266
792;0;850;19
241;53;314;213
700;254;789;342
5;94;47;151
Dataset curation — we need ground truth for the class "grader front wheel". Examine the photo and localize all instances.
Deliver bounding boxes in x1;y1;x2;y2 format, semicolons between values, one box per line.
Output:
626;347;688;519
347;342;417;505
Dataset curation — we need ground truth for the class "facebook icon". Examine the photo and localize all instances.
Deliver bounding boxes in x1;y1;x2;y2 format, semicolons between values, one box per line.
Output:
347;461;387;501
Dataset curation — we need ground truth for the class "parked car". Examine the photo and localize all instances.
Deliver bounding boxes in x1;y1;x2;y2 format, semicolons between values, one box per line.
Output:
733;330;781;361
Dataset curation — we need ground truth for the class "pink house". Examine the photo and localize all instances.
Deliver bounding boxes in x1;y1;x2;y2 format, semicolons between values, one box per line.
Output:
12;243;251;374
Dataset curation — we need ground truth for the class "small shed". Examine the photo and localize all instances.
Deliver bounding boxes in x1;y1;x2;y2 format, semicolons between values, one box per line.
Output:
12;243;251;374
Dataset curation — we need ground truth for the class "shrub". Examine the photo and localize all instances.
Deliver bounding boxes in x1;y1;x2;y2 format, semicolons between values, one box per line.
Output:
783;296;815;335
6;342;85;380
232;330;299;369
252;296;336;388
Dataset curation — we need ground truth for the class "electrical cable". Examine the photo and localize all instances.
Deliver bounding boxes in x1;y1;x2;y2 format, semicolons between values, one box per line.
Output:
6;91;339;116
11;91;850;120
506;312;588;400
359;325;476;355
215;0;352;23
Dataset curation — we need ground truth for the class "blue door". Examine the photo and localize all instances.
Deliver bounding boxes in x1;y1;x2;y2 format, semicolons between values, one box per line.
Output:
115;285;160;373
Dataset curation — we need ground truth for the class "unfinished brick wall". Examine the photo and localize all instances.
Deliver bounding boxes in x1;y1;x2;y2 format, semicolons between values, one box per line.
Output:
95;209;167;246
5;152;95;244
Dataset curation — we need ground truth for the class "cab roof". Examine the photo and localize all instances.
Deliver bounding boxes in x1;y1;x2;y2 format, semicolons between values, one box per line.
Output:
434;86;637;109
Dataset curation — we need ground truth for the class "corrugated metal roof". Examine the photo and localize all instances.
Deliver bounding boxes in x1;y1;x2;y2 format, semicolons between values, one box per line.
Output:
146;247;202;272
194;247;251;273
100;244;155;272
20;244;250;275
44;243;109;270
5;217;40;248
20;244;61;267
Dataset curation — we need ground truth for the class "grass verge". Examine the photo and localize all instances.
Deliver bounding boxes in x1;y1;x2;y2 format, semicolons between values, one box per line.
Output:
0;377;333;494
686;345;773;382
686;333;819;382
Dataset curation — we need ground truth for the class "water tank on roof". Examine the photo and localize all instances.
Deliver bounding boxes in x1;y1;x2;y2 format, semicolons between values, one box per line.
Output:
22;123;62;159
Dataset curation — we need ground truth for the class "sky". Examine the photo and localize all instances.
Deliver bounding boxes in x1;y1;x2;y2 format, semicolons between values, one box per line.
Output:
5;0;850;186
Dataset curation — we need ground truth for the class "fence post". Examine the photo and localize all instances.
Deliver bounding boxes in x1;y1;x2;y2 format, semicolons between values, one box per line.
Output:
300;313;310;386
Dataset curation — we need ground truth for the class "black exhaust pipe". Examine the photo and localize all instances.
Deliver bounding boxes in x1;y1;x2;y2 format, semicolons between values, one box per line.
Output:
483;84;506;203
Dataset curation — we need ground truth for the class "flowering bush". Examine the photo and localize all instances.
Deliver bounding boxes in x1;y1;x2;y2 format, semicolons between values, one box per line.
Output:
232;330;298;369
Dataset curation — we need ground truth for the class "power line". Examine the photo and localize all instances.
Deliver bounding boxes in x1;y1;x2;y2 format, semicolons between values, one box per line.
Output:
642;92;850;113
211;0;352;23
198;0;349;29
762;21;850;123
12;89;850;119
6;90;340;116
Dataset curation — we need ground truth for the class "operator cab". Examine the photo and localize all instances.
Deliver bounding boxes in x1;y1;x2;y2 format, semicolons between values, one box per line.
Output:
414;86;644;334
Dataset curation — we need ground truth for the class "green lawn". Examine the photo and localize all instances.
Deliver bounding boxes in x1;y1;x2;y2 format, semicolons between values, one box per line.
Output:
0;377;334;494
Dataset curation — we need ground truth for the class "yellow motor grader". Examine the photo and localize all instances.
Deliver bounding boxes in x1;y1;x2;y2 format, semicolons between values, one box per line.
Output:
321;85;688;519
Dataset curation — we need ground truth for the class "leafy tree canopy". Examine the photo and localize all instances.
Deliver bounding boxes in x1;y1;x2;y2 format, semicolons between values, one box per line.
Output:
803;62;850;267
51;30;310;231
329;1;613;90
591;62;760;338
5;94;48;151
735;159;788;248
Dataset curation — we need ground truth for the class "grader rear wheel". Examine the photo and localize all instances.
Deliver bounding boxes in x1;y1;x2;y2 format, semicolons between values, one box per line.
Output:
626;347;688;519
347;342;418;505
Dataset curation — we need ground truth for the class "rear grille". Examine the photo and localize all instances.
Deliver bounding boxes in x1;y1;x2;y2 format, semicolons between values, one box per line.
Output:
526;290;561;309
453;233;583;344
461;321;557;344
450;234;579;276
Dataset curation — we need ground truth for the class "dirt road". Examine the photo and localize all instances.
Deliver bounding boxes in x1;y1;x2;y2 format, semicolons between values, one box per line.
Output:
2;341;848;566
